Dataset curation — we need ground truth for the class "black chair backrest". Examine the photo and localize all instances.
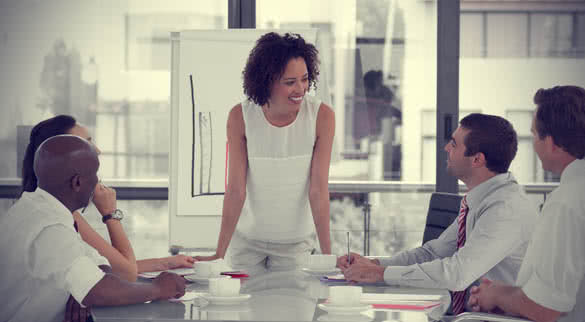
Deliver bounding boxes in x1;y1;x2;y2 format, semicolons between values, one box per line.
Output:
422;192;463;245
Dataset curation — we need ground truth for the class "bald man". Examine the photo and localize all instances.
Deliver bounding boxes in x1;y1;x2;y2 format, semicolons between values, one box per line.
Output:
0;135;185;322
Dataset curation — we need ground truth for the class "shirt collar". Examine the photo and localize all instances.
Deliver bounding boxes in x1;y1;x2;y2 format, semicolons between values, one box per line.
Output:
24;188;75;227
466;172;517;209
560;158;585;185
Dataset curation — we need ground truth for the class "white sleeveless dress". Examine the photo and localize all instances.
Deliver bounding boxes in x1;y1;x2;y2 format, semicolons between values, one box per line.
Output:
228;95;322;273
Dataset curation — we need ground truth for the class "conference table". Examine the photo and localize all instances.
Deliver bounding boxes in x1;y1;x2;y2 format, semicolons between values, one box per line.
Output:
91;269;452;322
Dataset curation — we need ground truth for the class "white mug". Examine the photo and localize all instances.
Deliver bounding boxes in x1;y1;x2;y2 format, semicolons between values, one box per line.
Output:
328;286;362;306
209;277;241;297
308;254;337;271
194;261;222;277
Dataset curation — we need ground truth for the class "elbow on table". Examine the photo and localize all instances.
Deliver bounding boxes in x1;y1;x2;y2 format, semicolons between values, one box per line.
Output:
120;265;138;283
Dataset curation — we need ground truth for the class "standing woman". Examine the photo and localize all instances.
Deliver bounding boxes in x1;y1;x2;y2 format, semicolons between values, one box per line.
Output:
196;32;334;273
21;115;195;282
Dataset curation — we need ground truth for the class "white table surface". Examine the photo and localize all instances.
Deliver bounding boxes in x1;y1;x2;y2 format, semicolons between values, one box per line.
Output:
91;269;451;322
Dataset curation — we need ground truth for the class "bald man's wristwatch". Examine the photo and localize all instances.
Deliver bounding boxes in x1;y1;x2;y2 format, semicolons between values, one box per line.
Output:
102;209;124;223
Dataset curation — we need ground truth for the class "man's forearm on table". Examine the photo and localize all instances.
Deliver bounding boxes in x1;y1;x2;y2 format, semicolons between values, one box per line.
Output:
82;274;160;307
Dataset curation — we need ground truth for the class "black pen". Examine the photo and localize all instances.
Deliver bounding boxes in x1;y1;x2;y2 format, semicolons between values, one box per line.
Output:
347;231;351;265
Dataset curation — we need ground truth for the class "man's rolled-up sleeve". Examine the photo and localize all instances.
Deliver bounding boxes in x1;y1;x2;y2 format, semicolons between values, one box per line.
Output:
64;256;106;304
30;224;106;305
522;205;585;313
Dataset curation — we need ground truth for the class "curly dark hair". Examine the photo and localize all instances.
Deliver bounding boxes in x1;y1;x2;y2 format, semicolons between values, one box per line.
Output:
533;85;585;159
242;32;320;107
460;113;518;174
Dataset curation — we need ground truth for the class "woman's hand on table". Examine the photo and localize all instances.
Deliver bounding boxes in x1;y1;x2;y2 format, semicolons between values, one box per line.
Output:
194;253;222;262
165;255;196;270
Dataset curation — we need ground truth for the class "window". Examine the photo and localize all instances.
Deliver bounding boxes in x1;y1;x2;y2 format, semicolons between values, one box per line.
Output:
257;0;435;183
506;110;536;183
530;14;573;57
460;7;585;183
0;0;228;180
487;13;528;57
461;13;485;57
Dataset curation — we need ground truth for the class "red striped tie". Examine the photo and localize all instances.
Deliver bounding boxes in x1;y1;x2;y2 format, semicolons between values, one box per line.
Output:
452;196;468;314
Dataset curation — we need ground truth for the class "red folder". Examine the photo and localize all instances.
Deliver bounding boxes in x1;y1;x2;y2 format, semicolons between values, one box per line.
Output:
221;271;249;278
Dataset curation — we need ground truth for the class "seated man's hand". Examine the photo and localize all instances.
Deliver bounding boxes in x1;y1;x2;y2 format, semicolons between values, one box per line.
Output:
342;260;385;283
153;272;186;300
468;278;499;313
337;252;369;269
165;255;195;270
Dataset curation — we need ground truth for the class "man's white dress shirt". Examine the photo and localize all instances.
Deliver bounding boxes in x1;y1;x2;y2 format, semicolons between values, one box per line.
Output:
378;173;537;291
0;188;107;322
517;159;585;322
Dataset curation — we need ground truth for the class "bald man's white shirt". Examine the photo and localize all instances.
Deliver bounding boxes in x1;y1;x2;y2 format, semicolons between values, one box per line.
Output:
0;188;107;322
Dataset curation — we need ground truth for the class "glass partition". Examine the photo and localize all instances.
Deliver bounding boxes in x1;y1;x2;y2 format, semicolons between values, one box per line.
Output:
459;2;585;184
0;0;228;181
0;183;550;258
257;0;437;182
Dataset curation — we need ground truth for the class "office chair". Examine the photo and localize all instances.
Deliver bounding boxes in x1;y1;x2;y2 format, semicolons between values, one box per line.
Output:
422;192;463;245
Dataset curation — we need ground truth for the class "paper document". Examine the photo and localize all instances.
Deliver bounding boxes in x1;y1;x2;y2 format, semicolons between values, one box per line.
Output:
138;267;196;279
360;293;442;302
371;301;442;311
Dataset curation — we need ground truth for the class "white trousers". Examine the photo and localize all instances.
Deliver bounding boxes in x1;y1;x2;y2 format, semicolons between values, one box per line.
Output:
227;232;315;276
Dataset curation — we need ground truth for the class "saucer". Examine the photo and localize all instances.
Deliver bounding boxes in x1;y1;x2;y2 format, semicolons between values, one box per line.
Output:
168;291;200;302
301;267;342;276
200;293;251;305
184;274;230;284
318;303;372;315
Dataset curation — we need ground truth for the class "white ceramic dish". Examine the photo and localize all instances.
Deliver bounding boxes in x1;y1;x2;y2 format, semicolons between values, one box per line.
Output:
318;303;372;315
184;274;230;284
301;267;342;276
200;293;251;305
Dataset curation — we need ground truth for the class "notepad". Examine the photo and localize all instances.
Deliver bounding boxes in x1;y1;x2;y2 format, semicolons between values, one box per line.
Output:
220;271;249;278
360;293;443;302
319;274;347;282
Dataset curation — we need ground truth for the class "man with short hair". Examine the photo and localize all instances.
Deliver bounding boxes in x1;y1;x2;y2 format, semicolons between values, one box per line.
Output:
339;113;537;314
0;135;186;322
468;86;585;322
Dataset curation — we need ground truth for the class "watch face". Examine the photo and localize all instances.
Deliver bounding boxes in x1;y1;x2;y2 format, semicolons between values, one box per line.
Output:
112;209;124;220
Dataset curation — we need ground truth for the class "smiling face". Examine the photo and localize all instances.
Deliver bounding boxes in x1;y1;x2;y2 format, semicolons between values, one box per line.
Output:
268;57;309;112
444;126;474;180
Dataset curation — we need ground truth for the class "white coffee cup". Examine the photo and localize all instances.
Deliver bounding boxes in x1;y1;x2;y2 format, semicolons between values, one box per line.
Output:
194;261;222;277
328;286;362;306
308;254;337;271
209;277;241;297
